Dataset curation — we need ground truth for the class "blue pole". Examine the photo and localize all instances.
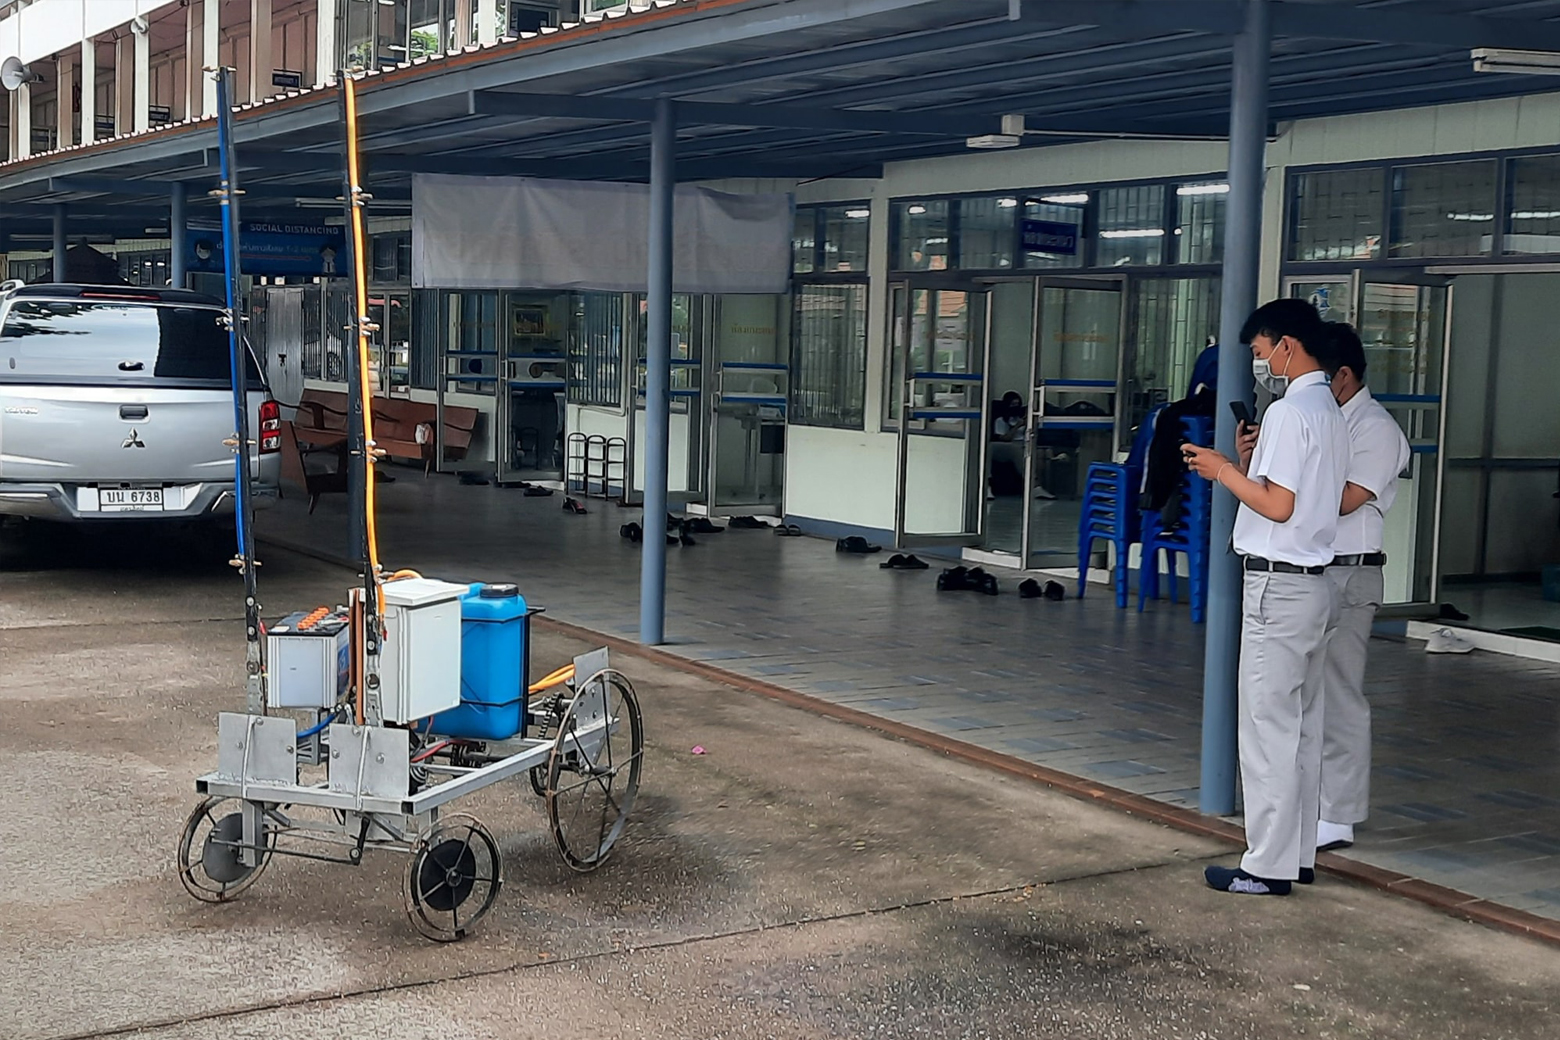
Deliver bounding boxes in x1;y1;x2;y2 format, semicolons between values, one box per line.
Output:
1200;0;1269;816
52;204;66;282
169;182;187;288
639;98;675;646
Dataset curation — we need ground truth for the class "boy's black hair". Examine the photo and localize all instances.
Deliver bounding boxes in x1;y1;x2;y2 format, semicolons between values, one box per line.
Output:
1319;321;1368;381
1238;298;1327;352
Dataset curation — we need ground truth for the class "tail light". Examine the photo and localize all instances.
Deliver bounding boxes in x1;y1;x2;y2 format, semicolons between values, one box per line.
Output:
258;399;281;454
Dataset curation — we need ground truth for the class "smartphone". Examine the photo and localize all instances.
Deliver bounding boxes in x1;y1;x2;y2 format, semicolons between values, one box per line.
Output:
1229;400;1255;426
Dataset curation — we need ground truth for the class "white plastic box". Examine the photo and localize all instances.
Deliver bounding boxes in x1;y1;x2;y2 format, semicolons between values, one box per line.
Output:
266;613;350;709
378;578;465;724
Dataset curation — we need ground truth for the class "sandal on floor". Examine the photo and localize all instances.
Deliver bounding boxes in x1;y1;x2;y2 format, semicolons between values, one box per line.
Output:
835;536;883;554
563;498;587;514
936;566;970;591
620;522;643;543
775;524;804;537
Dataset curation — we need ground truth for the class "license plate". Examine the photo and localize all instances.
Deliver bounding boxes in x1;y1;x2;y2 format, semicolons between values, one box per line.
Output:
99;487;164;512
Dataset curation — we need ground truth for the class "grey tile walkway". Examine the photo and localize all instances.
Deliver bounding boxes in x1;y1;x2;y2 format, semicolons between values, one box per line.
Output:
258;471;1560;921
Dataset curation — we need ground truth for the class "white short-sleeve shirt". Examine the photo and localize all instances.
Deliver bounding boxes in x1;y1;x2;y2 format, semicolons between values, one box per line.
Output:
1232;370;1350;567
1334;386;1412;556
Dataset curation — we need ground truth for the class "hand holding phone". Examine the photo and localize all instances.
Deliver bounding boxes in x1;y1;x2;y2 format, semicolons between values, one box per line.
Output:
1229;400;1255;426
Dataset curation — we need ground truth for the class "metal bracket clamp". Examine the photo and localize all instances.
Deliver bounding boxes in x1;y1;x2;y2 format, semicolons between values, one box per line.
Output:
216;712;299;795
328;724;410;808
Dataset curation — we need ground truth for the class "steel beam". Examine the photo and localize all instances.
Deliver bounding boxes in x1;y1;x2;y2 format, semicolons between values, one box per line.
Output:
469;89;984;136
170;182;187;288
639;97;675;648
1201;0;1268;819
51;204;66;282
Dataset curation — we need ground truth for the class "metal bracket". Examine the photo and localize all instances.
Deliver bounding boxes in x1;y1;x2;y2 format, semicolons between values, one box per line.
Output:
328;724;409;807
216;712;298;795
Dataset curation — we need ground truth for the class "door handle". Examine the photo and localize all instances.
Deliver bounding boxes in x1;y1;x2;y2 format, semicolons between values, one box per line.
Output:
119;404;149;421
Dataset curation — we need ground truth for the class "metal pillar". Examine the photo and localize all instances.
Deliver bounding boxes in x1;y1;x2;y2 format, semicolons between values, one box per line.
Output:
52;204;66;282
170;183;187;288
1200;0;1269;817
639;98;676;646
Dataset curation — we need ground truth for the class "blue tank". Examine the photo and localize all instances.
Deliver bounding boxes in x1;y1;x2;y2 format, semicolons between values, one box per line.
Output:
427;583;529;741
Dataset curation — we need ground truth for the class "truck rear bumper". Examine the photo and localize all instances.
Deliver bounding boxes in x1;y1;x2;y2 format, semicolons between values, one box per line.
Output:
0;482;278;521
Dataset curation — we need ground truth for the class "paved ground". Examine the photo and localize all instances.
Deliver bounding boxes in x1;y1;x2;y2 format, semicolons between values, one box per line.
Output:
1;522;1558;1040
254;473;1560;921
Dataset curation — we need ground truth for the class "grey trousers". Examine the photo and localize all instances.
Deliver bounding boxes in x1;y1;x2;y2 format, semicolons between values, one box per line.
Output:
1320;564;1385;825
1239;570;1339;880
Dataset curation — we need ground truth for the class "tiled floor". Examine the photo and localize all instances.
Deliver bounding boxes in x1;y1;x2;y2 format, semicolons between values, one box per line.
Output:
258;471;1560;920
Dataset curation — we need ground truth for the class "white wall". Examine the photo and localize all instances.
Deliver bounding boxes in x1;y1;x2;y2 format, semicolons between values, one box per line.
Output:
0;0;177;65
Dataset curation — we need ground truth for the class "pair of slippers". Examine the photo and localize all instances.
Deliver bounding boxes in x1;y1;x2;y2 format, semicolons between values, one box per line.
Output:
937;566;999;596
775;524;805;537
620;521;695;546
879;553;929;570
836;536;883;555
1019;578;1067;601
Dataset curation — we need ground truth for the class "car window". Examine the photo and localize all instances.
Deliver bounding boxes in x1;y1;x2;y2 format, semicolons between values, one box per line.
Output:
0;300;263;386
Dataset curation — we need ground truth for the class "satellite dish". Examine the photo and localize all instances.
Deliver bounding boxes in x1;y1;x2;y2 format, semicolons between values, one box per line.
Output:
0;57;40;92
130;15;149;34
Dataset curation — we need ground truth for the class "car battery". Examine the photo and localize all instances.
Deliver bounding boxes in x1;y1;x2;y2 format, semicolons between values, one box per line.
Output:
266;608;350;710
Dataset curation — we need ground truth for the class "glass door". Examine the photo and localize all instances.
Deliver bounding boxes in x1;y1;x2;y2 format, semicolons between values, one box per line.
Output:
366;289;412;399
629;293;703;505
893;282;991;548
1287;273;1448;607
496;292;569;485
706;294;789;516
1024;276;1126;568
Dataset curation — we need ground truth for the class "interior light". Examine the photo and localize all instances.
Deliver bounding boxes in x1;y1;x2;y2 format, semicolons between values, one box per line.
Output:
1511;209;1560;219
1039;193;1089;205
997;197;1018;208
1444;212;1495;222
1099;228;1167;239
966;134;1021;149
907;205;928;216
1472;47;1560;76
1176;183;1230;196
844;208;870;219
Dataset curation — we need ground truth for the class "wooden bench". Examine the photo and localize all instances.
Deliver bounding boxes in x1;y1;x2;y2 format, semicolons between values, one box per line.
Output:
284;390;482;511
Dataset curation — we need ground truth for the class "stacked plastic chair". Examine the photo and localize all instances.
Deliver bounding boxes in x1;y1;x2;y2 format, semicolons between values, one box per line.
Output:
1077;462;1141;607
1138;416;1214;623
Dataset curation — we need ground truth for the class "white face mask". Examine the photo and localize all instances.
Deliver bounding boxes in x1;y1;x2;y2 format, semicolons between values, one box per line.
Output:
1252;341;1291;396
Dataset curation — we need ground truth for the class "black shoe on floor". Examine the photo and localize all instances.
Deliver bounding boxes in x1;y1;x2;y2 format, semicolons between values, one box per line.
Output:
976;571;1000;596
619;522;643;543
1019;578;1042;599
524;486;555;497
880;553;909;569
728;516;765;529
1043;580;1066;601
686;517;724;534
937;566;970;591
776;524;804;537
1298;868;1315;885
1204;865;1291;895
835;536;883;554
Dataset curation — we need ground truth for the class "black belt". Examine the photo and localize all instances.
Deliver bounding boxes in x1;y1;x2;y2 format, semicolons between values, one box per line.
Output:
1242;556;1325;576
1330;553;1386;567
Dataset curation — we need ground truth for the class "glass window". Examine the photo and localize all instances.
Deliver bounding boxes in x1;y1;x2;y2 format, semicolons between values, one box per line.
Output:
371;231;411;283
1021;194;1087;269
1123;277;1222;435
792;208;816;274
567;291;624;409
820;204;871;273
790;284;867;429
1288;168;1383;261
1389;160;1496;258
1096;184;1165;266
409;0;444;58
445;291;498;395
0;301;262;386
893;200;950;271
1174;181;1227;264
1505;154;1560;255
958;196;1016;269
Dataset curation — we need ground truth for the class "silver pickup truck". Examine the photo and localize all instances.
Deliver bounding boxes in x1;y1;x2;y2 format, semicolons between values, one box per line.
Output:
0;283;280;523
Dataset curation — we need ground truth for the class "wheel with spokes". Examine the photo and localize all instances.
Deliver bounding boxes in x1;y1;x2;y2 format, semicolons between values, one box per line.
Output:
402;814;503;942
546;669;643;872
177;796;276;903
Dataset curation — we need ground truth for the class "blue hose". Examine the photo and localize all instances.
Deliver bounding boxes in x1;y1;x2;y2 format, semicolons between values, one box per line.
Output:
298;712;338;740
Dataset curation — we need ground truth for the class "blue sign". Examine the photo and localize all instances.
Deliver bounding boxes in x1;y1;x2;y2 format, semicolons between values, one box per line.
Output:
1020;218;1079;257
187;220;347;277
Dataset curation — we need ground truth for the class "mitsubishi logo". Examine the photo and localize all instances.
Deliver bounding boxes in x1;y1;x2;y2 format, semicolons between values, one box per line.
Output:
122;429;146;449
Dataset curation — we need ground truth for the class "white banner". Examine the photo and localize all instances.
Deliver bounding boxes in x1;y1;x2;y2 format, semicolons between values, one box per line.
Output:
412;175;794;294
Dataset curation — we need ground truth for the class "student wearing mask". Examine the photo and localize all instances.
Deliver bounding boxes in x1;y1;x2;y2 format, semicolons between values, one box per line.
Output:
1312;322;1411;852
1182;299;1350;896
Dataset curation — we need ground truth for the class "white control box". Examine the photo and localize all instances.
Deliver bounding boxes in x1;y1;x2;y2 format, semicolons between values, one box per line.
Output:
266;612;350;709
378;578;465;724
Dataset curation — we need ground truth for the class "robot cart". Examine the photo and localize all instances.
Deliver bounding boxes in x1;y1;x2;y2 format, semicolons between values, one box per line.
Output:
179;69;643;941
178;648;644;941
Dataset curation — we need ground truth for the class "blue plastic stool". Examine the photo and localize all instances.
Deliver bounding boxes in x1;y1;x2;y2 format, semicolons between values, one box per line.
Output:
1078;462;1140;608
1138;417;1213;623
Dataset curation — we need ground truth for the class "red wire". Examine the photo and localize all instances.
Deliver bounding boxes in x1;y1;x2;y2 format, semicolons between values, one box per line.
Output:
410;740;452;764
